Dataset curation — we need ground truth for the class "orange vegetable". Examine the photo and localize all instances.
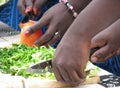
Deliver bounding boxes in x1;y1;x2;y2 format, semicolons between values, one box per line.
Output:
19;20;42;47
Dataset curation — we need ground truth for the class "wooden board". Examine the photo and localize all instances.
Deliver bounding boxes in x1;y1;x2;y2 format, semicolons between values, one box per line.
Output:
0;73;101;88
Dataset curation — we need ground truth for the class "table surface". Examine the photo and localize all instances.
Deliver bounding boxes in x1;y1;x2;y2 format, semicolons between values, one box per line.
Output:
0;34;117;88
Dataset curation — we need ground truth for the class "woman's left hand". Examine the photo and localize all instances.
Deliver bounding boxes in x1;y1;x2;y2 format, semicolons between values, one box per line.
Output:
25;0;91;46
25;3;74;46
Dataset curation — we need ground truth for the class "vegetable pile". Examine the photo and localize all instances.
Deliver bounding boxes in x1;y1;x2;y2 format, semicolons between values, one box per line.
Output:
0;44;55;79
0;43;100;80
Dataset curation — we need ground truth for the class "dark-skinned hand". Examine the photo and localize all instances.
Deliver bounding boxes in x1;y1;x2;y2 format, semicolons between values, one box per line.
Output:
52;0;120;84
52;33;90;84
25;0;91;46
91;19;120;63
17;0;48;16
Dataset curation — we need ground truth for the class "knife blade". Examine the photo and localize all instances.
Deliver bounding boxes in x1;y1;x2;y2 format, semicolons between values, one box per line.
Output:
21;12;35;23
26;60;52;73
26;47;99;74
21;0;35;23
0;21;20;37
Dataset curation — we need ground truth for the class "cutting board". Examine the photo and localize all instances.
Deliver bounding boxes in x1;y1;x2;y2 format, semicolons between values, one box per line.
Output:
0;34;120;88
0;73;101;88
1;69;117;88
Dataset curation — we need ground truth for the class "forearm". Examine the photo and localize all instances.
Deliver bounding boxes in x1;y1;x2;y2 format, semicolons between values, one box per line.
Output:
66;0;120;40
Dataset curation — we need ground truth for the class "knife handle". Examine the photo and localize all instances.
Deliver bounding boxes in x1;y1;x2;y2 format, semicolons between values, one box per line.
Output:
90;47;100;57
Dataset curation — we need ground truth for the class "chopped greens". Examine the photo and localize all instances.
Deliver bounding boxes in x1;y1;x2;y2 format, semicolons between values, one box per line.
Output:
84;61;100;79
0;44;100;80
0;44;55;79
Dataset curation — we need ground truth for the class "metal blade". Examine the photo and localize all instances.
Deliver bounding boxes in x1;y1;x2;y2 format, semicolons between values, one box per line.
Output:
21;15;29;23
21;12;35;23
27;48;99;74
26;68;47;73
0;21;20;37
26;60;52;73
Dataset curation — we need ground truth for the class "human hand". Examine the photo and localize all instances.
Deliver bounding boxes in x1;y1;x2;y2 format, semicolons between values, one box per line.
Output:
25;3;75;46
52;30;91;84
24;0;91;46
91;19;120;63
51;0;120;83
17;0;48;16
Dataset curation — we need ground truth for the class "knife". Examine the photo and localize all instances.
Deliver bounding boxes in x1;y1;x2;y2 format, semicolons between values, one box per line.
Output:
0;21;20;37
21;12;33;23
26;47;99;74
21;0;37;23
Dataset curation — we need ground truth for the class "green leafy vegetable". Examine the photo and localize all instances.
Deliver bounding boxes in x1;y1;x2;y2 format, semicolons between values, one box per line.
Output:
0;44;55;79
0;44;100;80
0;0;9;6
84;61;100;79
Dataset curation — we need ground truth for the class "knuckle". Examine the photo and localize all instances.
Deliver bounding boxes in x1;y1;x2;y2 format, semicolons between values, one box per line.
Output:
28;27;35;33
57;61;65;67
53;60;66;68
95;51;105;60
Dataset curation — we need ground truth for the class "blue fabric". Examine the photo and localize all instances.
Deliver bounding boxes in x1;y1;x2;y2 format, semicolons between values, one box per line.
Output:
0;0;59;31
94;55;120;76
0;0;23;31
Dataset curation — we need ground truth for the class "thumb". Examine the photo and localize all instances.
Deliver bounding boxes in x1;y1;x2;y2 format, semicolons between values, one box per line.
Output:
91;36;106;49
25;15;49;36
90;45;116;63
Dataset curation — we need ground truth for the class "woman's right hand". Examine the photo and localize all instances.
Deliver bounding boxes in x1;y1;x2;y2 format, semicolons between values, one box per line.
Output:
91;19;120;63
17;0;48;16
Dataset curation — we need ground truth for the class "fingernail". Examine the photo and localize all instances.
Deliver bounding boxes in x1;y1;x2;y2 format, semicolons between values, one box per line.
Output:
33;7;39;15
25;7;32;13
25;31;30;36
91;57;97;62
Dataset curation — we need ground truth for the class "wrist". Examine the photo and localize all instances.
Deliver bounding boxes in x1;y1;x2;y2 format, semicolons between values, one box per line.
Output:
59;0;92;18
68;0;92;13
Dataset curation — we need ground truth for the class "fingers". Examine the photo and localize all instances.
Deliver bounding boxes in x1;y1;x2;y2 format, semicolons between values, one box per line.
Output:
57;66;71;82
43;31;62;47
25;14;49;35
53;65;64;82
35;23;59;46
116;48;120;55
17;0;26;15
24;0;33;14
17;0;33;15
33;0;48;16
91;35;106;49
18;0;46;16
53;60;85;84
91;32;117;62
68;69;85;84
90;45;116;63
